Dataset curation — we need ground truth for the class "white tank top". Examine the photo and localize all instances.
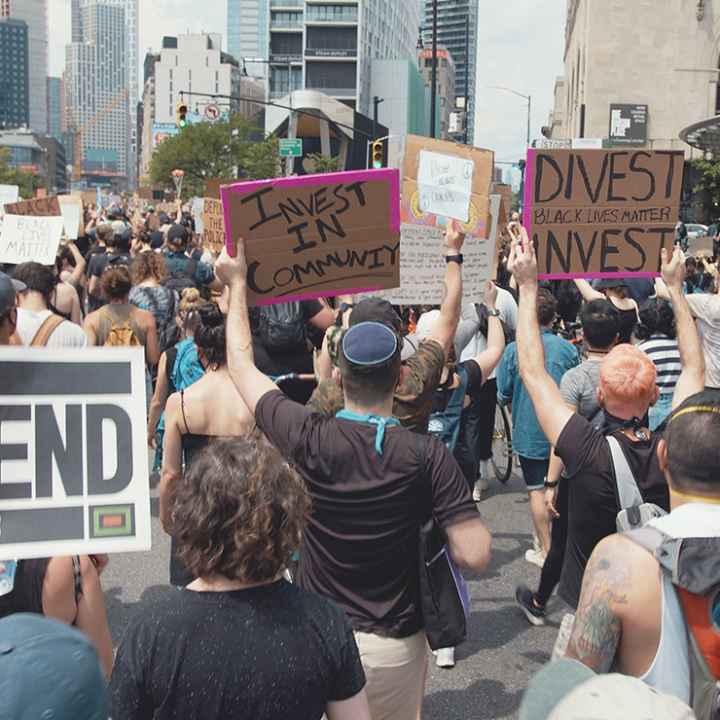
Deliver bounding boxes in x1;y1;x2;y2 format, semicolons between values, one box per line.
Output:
640;572;691;704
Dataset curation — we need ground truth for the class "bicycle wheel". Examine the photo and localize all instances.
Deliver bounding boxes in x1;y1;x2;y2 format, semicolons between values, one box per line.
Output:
492;403;513;484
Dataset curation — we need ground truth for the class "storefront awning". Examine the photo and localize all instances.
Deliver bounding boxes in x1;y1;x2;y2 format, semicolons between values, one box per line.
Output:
680;115;720;156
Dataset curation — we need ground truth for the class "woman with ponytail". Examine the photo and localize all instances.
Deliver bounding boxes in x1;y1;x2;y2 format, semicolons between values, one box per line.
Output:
160;300;254;586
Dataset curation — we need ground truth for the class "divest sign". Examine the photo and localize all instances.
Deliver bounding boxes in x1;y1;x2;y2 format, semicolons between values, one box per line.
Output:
523;148;684;279
0;348;151;560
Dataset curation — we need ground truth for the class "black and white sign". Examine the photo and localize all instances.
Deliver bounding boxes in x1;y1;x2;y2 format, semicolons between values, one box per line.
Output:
0;348;151;559
609;104;649;146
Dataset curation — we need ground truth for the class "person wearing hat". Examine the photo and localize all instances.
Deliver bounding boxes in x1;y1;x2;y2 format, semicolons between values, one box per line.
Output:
0;270;24;344
163;223;217;293
519;658;695;720
574;277;639;343
308;221;467;434
215;239;492;720
86;223;132;312
0;614;110;720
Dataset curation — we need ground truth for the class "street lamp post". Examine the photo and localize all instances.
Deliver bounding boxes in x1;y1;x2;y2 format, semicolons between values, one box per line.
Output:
486;85;532;148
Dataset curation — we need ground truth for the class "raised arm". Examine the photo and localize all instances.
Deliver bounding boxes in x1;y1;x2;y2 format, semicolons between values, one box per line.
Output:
471;282;506;381
214;241;277;414
426;220;465;360
573;279;605;303
660;247;706;407
508;228;573;446
66;241;87;288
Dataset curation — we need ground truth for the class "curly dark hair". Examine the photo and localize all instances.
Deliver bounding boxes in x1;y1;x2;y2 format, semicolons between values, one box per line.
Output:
636;298;676;341
130;251;167;285
195;302;226;366
172;436;311;583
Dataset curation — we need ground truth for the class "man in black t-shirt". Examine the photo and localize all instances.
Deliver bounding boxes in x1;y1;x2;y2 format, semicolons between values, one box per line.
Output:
506;229;701;611
86;224;131;312
215;238;492;720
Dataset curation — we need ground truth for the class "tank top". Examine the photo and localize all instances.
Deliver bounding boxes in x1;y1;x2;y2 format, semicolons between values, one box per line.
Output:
640;572;691;704
0;559;50;618
615;306;638;344
169;389;212;587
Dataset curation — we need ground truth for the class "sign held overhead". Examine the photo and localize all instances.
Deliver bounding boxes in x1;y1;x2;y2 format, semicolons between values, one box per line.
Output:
523;148;684;279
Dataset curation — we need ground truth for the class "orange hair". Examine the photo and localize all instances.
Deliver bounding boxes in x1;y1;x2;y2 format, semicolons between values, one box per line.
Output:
600;344;657;405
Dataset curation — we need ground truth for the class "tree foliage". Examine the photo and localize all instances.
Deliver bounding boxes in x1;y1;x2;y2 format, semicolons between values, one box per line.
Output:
0;148;42;198
691;157;720;219
307;153;342;174
149;114;280;196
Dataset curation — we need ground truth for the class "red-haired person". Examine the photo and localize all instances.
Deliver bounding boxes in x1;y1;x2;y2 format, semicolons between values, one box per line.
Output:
507;229;702;616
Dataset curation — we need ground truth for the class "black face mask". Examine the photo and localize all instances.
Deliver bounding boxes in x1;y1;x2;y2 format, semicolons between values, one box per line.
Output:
601;409;651;440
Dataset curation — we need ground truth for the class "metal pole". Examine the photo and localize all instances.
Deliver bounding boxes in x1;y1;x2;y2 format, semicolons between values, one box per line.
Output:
526;95;531;147
430;0;438;139
463;17;470;145
373;96;379;139
579;103;586;138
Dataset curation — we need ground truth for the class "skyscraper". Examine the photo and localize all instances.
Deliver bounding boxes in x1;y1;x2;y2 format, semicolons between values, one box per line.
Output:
46;76;63;140
227;0;269;80
1;0;48;133
0;18;29;130
65;0;129;188
422;0;478;145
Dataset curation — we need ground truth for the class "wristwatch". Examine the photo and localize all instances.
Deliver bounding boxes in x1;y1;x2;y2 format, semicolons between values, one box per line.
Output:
487;309;501;317
544;478;559;489
445;254;463;265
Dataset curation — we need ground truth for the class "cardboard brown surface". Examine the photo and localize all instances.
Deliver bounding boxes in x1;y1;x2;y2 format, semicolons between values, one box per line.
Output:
525;149;684;278
202;199;225;253
4;196;61;216
205;179;223;199
221;169;400;306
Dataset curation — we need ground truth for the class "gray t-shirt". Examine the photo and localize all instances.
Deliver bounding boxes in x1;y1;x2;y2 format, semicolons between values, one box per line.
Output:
560;359;602;428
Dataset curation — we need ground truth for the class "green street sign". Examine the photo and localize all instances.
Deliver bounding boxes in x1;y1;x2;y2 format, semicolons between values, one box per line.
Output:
279;138;303;158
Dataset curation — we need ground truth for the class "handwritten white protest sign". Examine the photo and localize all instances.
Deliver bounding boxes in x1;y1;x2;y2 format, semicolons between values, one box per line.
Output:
417;150;475;223
0;214;65;264
58;196;83;241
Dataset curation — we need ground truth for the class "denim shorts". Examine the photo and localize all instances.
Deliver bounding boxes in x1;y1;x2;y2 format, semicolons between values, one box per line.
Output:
519;456;549;492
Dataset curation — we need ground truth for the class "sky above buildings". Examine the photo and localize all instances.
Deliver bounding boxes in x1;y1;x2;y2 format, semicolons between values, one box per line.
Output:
47;0;565;177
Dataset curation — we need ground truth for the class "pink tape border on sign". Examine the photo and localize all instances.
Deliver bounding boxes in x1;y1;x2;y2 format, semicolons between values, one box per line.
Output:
523;147;662;281
220;168;401;305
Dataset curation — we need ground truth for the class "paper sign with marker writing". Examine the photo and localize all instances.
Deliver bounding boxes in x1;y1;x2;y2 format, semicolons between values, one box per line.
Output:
192;197;205;235
58;196;83;240
0;215;65;265
523;148;684;279
0;185;19;217
221;169;400;306
417;149;474;222
378;194;501;305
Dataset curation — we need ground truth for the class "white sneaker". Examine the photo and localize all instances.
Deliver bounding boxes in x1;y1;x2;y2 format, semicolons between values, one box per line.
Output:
434;647;455;668
525;548;547;569
472;480;485;502
478;460;492;483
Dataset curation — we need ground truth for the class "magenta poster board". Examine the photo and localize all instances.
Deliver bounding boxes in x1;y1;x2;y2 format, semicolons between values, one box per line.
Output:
220;168;400;306
523;148;684;279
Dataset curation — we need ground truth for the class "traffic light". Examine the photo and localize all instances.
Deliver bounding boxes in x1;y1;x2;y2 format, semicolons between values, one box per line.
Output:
372;140;384;169
176;102;188;129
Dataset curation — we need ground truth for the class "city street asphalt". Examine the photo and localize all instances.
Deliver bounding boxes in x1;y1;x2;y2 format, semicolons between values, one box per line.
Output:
102;463;558;720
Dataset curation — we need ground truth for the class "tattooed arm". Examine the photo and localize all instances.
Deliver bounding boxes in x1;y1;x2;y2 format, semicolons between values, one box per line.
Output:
565;535;630;673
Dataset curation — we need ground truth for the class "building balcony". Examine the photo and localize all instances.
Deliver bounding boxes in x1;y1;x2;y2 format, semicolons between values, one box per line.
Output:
270;18;303;30
305;47;357;59
270;0;303;7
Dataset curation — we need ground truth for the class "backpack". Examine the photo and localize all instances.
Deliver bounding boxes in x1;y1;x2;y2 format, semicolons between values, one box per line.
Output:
626;527;720;720
164;257;198;293
607;435;667;532
427;365;469;453
254;302;307;352
100;308;141;348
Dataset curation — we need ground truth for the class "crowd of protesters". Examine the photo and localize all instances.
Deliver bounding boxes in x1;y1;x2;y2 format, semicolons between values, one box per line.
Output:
0;197;718;720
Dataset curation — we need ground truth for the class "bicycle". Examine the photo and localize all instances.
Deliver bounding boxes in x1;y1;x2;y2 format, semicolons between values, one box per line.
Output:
492;401;513;484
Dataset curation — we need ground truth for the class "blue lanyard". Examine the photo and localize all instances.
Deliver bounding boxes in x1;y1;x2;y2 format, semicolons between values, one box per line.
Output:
336;409;400;456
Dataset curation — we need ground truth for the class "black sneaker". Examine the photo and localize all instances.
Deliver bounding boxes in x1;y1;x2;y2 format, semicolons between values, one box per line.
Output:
515;584;546;626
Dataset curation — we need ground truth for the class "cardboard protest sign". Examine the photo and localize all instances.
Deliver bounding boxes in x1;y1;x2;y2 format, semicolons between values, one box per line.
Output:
376;136;494;305
523;149;684;278
221;169;400;305
4;196;61;217
0;185;19;217
378;194;501;306
0;348;151;559
202;198;225;253
0;215;65;265
81;190;97;207
58;195;83;240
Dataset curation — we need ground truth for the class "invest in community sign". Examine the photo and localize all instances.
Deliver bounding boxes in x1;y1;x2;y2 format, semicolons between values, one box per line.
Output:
0;348;151;560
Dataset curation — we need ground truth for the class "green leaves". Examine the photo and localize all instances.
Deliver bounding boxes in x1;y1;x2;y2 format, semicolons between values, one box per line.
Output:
0;148;42;199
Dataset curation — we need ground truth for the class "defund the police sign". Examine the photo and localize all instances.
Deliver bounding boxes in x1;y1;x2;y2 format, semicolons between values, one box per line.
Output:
0;348;151;559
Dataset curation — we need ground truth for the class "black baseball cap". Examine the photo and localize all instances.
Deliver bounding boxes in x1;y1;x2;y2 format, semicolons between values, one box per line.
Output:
149;231;164;250
166;223;189;247
0;271;25;315
349;298;402;334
